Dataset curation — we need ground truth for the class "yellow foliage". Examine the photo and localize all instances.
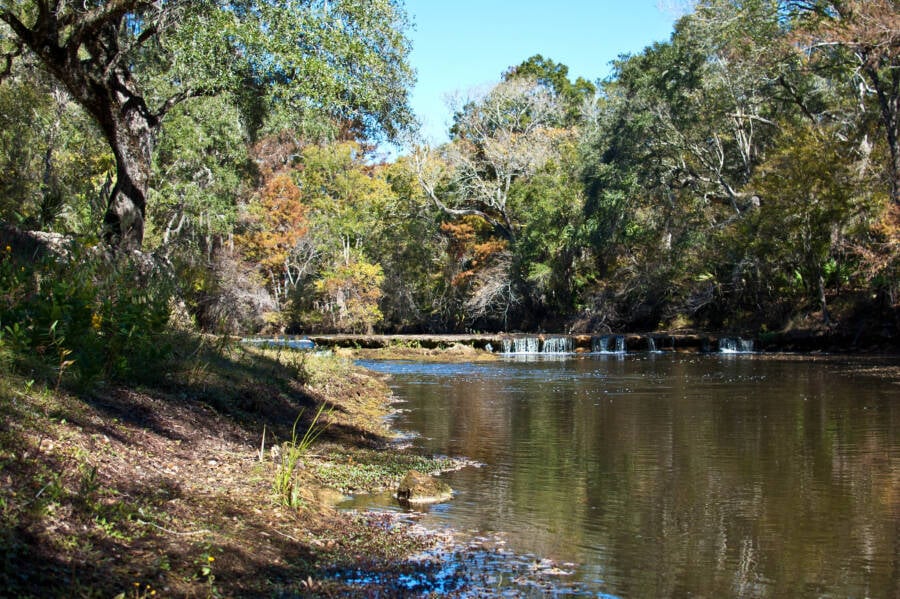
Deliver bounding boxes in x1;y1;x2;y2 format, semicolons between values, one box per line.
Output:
313;259;385;333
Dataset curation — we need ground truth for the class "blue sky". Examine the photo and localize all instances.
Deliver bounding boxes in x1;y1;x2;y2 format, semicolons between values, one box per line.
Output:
404;1;681;143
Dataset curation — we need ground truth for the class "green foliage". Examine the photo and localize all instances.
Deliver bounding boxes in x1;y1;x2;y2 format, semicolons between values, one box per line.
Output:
149;96;249;250
0;69;112;235
299;141;396;255
510;142;592;318
367;157;450;331
1;0;415;249
573;0;896;331
229;139;401;332
1;1;897;337
504;54;597;125
741;123;872;315
414;69;592;329
0;243;173;387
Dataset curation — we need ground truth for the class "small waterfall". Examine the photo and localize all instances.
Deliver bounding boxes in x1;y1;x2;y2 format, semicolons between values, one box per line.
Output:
542;336;574;353
719;337;755;353
501;336;541;354
243;337;315;350
591;335;626;354
646;336;657;352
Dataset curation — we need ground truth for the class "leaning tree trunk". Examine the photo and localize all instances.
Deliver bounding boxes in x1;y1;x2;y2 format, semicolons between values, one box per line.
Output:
47;82;156;250
103;127;152;250
1;6;158;250
93;89;156;251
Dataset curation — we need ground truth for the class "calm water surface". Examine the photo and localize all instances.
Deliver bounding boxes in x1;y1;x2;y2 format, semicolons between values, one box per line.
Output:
353;353;900;597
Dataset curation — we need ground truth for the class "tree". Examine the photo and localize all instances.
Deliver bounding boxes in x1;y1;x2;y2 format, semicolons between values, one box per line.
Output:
237;173;308;306
511;140;591;323
414;77;564;242
746;123;871;322
788;0;900;206
150;94;249;254
235;139;400;332
0;0;413;249
577;0;853;328
312;258;384;333
0;62;111;233
504;54;597;124
298;141;395;261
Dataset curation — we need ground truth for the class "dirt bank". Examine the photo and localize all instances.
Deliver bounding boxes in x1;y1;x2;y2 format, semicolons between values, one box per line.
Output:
0;339;464;597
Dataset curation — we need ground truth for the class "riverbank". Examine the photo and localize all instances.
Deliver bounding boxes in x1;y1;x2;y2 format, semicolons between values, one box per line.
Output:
0;336;471;597
5;337;896;598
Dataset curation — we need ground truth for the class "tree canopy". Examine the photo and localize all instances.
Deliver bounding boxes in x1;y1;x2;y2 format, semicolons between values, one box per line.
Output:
1;0;897;340
0;0;414;248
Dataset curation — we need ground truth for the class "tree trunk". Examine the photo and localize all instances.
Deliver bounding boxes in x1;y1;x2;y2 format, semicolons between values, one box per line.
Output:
54;81;156;249
103;138;150;250
865;62;900;206
94;92;156;250
0;10;156;249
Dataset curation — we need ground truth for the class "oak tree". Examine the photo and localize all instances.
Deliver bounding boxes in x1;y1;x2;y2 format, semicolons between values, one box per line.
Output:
0;0;413;249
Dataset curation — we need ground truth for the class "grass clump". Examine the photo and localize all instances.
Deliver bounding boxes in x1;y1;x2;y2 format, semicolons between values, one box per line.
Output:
274;403;331;507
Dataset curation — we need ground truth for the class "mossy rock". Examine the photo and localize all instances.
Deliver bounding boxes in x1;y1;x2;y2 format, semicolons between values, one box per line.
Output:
396;470;452;504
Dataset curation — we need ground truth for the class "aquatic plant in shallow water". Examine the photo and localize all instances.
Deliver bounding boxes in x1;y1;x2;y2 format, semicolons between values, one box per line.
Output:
313;449;472;495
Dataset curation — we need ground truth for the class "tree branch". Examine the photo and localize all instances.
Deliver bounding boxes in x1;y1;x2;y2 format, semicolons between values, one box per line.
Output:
156;86;220;121
102;21;158;81
68;0;149;49
0;38;23;82
0;10;36;48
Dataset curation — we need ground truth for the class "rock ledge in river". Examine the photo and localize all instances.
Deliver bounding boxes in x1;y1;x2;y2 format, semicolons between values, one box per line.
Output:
396;470;452;504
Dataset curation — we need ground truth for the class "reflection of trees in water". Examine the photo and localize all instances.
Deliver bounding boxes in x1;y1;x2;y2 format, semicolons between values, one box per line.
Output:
395;357;900;597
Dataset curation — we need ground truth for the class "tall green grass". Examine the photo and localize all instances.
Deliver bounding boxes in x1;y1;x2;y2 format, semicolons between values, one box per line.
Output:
273;403;330;507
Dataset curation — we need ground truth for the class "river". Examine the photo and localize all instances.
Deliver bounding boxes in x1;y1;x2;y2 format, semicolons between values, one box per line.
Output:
350;353;900;597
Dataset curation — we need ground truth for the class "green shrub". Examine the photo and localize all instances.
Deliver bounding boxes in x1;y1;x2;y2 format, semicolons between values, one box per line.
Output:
0;242;174;387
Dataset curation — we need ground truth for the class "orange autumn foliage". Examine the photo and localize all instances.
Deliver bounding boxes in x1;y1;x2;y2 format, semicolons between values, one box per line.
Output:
238;173;308;272
441;218;508;287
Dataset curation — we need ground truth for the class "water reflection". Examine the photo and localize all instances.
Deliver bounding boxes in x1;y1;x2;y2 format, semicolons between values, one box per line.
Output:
355;354;900;598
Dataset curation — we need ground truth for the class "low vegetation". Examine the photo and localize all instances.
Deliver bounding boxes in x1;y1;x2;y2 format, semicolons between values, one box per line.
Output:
0;324;460;597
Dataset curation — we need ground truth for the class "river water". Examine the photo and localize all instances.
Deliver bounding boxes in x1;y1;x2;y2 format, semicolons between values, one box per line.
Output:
352;353;900;597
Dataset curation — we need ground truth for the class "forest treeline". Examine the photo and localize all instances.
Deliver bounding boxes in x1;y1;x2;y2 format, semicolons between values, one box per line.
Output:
1;0;898;355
